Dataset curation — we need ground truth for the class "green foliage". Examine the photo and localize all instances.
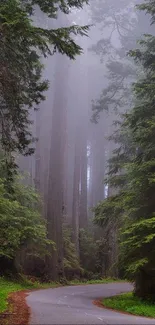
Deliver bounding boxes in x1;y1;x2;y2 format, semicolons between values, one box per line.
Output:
79;228;112;278
23;0;89;17
79;229;98;274
137;0;155;25
0;276;61;313
0;0;89;169
0;174;50;263
102;292;155;318
94;196;123;227
0;277;36;313
69;278;123;285
63;224;82;278
93;0;155;300
63;227;110;279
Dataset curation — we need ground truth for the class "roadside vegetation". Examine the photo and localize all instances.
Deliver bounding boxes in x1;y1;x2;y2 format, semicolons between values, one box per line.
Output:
93;0;155;305
69;278;125;285
102;293;155;318
0;277;60;313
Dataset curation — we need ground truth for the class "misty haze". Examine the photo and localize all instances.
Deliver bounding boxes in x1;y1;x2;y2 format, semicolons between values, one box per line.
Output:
0;0;155;324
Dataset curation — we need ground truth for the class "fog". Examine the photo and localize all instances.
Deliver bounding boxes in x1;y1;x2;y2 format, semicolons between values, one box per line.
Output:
18;0;152;279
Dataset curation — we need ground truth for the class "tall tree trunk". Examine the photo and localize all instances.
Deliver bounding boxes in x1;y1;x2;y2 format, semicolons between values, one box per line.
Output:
134;268;155;301
35;110;41;192
72;129;81;256
46;54;68;280
79;134;88;229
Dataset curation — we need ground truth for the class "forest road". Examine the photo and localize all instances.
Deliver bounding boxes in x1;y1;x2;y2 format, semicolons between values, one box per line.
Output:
27;283;155;324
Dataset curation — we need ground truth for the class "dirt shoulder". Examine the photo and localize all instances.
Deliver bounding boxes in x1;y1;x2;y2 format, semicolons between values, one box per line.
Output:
1;290;30;325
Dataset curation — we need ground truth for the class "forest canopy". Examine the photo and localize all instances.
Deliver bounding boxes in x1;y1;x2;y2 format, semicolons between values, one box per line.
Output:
1;0;155;304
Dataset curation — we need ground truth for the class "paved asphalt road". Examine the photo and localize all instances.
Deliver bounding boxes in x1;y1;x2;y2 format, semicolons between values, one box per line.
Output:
27;283;155;324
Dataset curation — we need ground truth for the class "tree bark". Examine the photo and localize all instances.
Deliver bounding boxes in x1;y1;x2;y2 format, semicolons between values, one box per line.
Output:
72;129;81;256
135;268;155;301
79;131;88;229
46;54;69;280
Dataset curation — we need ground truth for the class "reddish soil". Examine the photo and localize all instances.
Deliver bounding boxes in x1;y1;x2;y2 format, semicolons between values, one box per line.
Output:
93;299;105;308
0;291;30;325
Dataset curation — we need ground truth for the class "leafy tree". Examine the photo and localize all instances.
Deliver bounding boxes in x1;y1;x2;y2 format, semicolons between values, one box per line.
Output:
79;228;112;278
63;224;82;280
0;0;89;175
0;173;50;275
94;0;155;300
79;229;98;275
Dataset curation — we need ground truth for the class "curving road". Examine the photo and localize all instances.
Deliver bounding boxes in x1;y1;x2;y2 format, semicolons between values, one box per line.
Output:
27;283;155;324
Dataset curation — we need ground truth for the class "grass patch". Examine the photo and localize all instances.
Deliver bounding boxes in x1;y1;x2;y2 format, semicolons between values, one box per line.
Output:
0;277;59;313
69;278;125;285
102;292;155;318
